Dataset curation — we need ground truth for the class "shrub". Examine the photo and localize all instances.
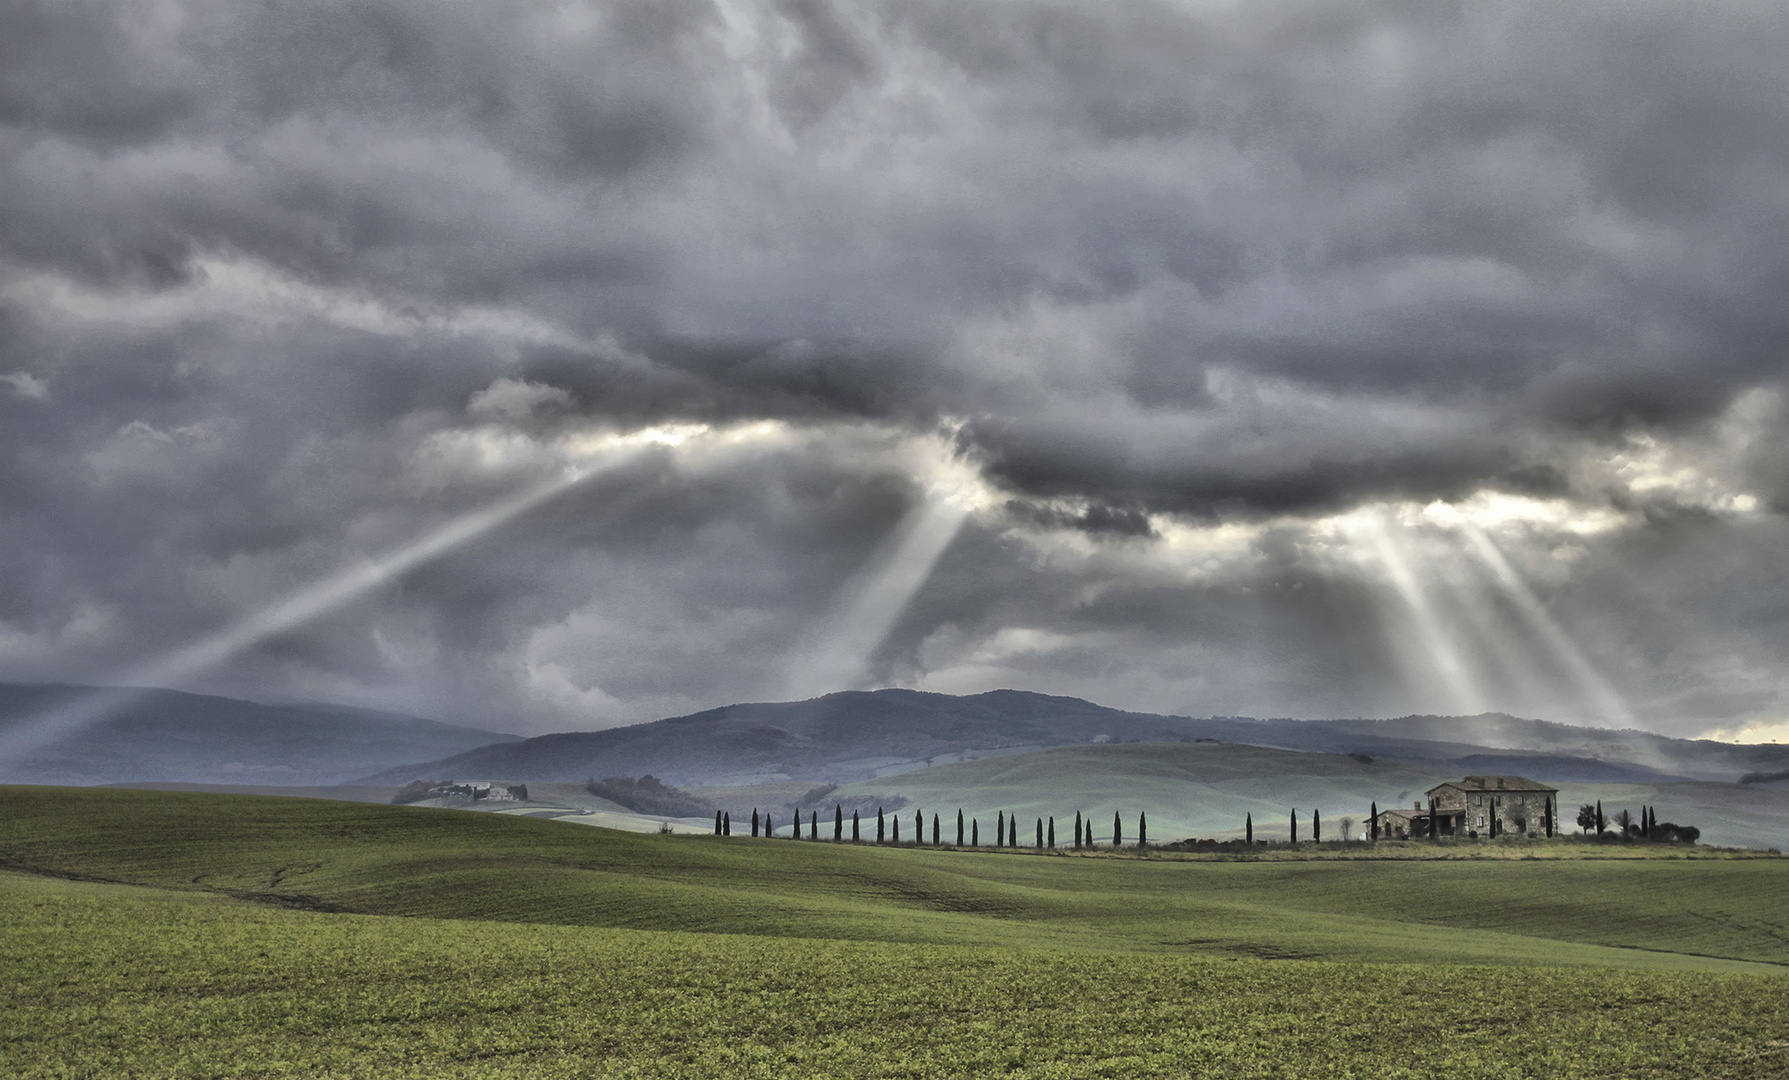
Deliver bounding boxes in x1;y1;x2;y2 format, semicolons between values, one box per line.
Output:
586;776;715;818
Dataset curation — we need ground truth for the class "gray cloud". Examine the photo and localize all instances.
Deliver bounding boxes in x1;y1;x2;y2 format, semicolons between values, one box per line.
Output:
2;0;1787;739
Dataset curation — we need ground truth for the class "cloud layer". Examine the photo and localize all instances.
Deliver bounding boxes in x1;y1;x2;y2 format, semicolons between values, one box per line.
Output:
3;0;1787;738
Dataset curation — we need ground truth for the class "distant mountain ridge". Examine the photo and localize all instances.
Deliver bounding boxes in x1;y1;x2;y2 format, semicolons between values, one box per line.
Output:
357;688;1789;788
0;683;520;787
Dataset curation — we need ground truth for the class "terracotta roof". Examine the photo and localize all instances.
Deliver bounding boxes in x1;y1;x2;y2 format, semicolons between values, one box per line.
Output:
1426;775;1557;794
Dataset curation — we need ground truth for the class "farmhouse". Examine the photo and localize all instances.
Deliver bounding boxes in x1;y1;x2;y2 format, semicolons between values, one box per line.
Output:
1372;775;1559;838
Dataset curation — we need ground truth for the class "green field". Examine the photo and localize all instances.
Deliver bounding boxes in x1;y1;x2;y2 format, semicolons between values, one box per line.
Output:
5;786;1789;1077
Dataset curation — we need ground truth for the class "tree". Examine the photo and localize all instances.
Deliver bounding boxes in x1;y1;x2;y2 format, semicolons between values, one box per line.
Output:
1595;800;1605;835
1075;811;1083;850
1048;816;1056;848
853;810;861;842
1138;811;1147;847
765;812;772;837
893;816;900;843
1290;809;1297;844
1339;816;1355;842
1313;809;1321;843
972;819;979;846
1246;812;1253;845
752;809;759;837
1544;798;1553;838
1489;797;1498;840
1577;804;1597;834
723;811;730;836
1036;818;1043;847
1114;812;1123;848
835;804;843;841
957;809;964;846
715;811;722;835
915;808;923;843
933;813;940;846
810;810;818;840
1370;801;1378;841
878;807;886;844
1614;808;1633;836
997;811;1005;847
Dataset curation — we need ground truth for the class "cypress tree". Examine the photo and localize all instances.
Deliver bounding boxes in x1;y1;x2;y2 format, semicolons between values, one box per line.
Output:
810;810;818;840
877;807;885;844
1370;801;1378;841
1114;812;1122;848
997;811;1005;847
835;804;843;841
1490;798;1498;839
972;819;979;846
933;812;940;846
723;811;730;836
1074;811;1083;850
1008;813;1017;848
752;809;759;837
1290;808;1297;844
1048;816;1056;848
853;810;860;842
915;809;923;843
893;817;900;843
1313;809;1321;843
765;812;772;837
1595;800;1604;835
1246;812;1253;846
956;809;964;846
1036;817;1043;848
715;811;722;835
1139;811;1147;847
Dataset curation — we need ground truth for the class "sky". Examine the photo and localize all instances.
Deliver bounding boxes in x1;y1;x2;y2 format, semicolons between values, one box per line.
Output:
2;0;1788;742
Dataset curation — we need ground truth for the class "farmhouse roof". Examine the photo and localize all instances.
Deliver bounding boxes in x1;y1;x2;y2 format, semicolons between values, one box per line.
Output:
1426;775;1556;795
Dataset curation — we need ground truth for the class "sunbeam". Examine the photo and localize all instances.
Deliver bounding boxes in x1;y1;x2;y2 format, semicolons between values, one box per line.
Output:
1455;522;1635;727
786;494;971;700
0;453;637;763
1355;513;1489;715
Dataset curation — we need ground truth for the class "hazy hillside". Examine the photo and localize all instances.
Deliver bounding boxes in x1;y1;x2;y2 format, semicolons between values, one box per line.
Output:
0;683;520;786
826;742;1440;844
821;742;1789;852
358;687;1789;788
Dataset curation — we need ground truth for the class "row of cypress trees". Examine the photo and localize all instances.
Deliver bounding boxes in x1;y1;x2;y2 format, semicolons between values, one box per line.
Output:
728;805;1152;848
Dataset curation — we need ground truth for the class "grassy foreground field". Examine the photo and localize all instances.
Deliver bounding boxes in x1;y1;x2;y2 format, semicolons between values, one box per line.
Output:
5;786;1789;1077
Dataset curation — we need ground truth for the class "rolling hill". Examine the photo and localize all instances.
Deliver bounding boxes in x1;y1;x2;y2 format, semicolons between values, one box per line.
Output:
0;683;519;786
5;787;1789;1078
357;687;1789;789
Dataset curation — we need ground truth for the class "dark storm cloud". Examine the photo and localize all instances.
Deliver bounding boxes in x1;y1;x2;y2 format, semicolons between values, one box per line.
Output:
3;0;1788;734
